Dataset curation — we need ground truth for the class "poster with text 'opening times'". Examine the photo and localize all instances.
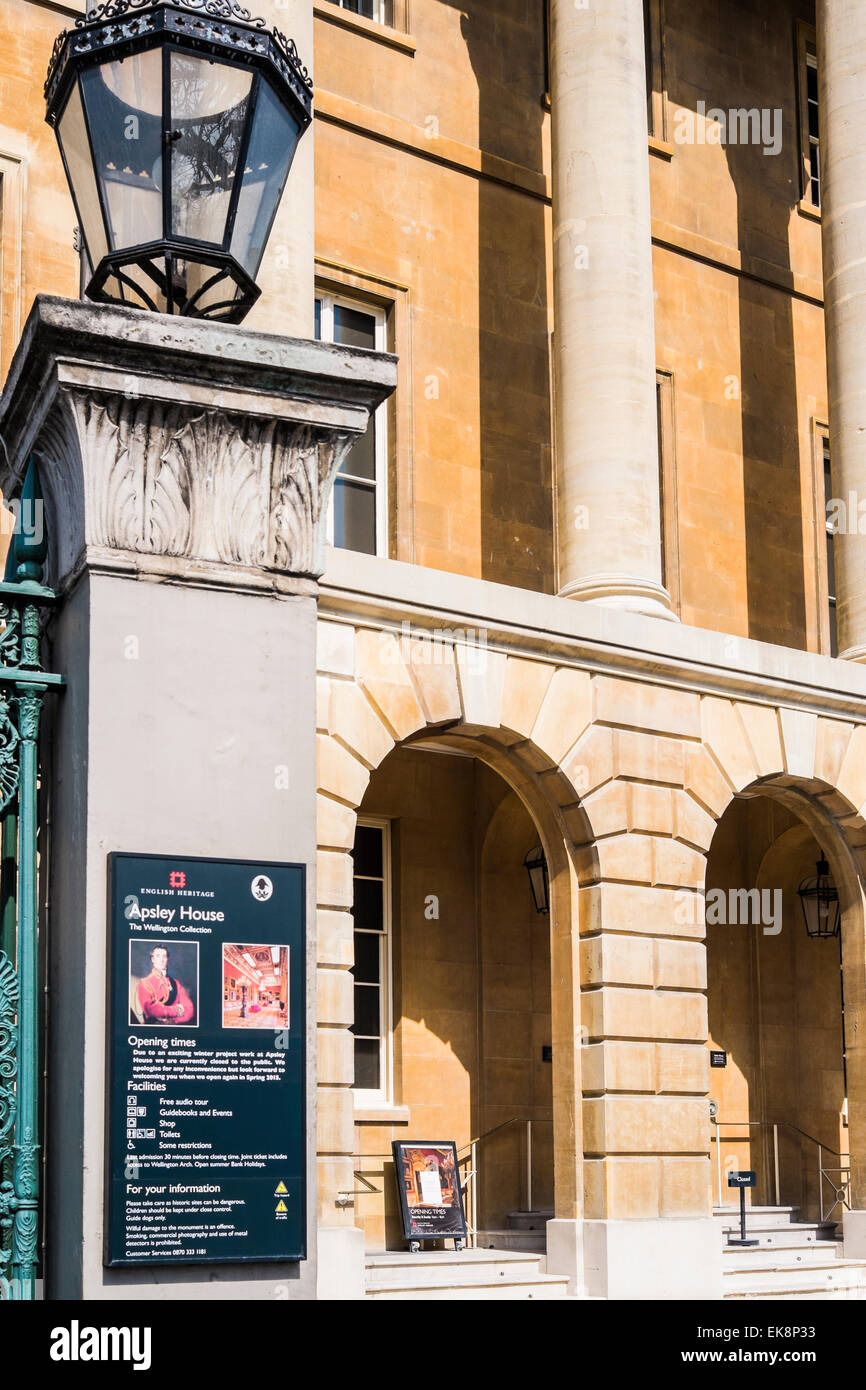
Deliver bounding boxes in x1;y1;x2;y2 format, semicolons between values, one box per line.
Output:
106;853;306;1267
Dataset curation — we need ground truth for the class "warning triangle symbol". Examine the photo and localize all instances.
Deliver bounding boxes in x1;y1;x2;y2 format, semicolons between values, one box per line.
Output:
275;1181;288;1194
276;1200;288;1213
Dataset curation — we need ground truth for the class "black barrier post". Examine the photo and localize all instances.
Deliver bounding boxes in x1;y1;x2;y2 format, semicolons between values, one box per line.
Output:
726;1170;759;1247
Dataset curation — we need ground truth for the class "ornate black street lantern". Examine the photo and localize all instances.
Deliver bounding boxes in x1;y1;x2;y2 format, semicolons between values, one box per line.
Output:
797;851;841;938
45;0;312;321
524;844;550;915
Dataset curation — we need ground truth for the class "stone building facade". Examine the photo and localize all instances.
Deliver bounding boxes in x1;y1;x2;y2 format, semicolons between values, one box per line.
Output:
3;0;866;1299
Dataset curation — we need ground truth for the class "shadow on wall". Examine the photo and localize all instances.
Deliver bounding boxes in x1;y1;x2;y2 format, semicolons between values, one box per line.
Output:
450;1;554;594
665;0;815;646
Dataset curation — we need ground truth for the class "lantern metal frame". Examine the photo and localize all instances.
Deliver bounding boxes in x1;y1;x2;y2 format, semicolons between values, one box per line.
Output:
524;844;550;916
797;851;841;939
44;0;313;322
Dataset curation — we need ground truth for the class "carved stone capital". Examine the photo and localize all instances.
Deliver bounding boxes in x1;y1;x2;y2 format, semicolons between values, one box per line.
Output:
0;297;397;593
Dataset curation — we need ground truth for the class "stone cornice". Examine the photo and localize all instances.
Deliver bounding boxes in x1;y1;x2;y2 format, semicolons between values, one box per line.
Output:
0;297;397;591
318;546;866;723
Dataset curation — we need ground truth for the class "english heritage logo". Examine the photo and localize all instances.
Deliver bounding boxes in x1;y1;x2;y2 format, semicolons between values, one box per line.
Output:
49;1321;152;1371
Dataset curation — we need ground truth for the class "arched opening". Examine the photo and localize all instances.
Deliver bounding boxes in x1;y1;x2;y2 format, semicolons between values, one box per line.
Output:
706;788;853;1228
349;732;577;1252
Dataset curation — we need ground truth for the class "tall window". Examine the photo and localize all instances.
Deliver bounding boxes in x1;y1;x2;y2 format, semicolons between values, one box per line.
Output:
350;819;392;1101
823;435;838;656
798;26;821;209
315;291;388;557
656;369;680;613
644;0;667;141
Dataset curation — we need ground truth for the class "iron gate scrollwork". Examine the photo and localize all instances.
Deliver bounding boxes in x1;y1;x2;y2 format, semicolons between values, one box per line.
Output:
0;457;62;1301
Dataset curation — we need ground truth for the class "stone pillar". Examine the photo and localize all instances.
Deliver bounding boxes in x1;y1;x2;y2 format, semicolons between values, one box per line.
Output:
0;296;395;1299
818;2;866;661
550;0;673;621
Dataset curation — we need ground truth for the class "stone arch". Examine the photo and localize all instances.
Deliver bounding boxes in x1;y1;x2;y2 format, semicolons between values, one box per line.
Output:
693;696;866;1207
315;621;601;1240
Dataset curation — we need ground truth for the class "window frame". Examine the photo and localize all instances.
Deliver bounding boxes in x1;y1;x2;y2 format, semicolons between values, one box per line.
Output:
656;368;681;615
315;287;389;559
644;0;668;144
813;420;837;657
327;0;392;26
797;21;821;213
351;816;394;1107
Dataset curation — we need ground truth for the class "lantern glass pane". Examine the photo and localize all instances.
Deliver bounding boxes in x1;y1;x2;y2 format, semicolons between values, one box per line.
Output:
229;77;300;274
57;81;110;267
169;51;252;247
175;256;239;317
81;50;164;251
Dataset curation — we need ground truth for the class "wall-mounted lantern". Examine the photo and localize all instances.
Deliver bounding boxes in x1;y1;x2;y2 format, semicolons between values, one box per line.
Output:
45;0;313;321
797;852;841;939
524;844;550;915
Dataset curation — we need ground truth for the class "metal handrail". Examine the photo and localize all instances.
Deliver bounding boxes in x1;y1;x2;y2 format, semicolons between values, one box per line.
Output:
711;1118;850;1221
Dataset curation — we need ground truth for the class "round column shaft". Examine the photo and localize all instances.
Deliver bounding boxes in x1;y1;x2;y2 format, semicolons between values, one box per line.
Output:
550;0;673;620
819;1;866;661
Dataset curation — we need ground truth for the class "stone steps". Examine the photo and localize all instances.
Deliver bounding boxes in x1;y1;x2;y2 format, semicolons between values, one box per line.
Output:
365;1248;570;1300
717;1204;866;1299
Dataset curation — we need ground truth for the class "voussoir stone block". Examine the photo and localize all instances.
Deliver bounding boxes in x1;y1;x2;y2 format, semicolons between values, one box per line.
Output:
779;707;818;780
561;724;614;801
736;701;784;777
316;908;354;968
316;793;357;853
589;833;654;885
317;733;370;806
835;724;866;813
318;619;355;678
405;638;462;724
815;717;855;788
672;790;717;853
316;849;353;910
500;656;555;738
613;729;685;785
355;628;426;740
700;697;759;792
316;676;333;735
530;666;592;764
651;837;706;890
684;743;735;819
580;780;630;838
454;643;506;728
628;782;674;835
593;675;701;740
331;678;394;770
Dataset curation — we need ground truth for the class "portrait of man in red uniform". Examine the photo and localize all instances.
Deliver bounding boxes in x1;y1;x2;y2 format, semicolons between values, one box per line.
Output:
136;945;196;1025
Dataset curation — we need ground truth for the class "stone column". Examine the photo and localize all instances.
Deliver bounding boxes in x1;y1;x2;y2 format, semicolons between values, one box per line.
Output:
0;296;396;1300
550;0;673;620
818;2;866;662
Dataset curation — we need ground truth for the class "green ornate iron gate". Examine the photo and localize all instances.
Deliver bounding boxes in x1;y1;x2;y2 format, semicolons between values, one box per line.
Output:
0;458;62;1301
